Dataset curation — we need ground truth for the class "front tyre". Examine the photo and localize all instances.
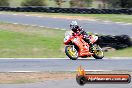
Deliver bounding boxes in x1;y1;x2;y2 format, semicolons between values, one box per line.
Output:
92;44;104;59
65;46;78;60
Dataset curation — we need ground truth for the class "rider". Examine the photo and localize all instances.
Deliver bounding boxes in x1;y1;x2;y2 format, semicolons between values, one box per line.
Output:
70;21;93;52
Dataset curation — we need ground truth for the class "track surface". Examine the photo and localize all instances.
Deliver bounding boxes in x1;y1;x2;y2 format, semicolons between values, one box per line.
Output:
0;13;132;36
0;58;132;72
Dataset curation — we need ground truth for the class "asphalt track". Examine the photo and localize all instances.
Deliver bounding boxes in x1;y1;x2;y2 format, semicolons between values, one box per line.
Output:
0;13;132;36
0;58;132;72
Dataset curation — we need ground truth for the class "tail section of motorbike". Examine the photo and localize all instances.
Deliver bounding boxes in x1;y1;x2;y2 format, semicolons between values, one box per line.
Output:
64;31;104;60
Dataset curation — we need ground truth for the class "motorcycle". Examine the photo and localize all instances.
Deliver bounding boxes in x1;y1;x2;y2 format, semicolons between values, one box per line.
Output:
64;31;104;60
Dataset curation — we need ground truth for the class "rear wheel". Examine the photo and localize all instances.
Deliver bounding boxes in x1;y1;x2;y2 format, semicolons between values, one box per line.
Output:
65;45;78;60
92;44;104;59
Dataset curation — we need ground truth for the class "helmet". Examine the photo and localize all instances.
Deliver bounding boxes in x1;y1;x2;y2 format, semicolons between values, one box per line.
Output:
70;21;78;30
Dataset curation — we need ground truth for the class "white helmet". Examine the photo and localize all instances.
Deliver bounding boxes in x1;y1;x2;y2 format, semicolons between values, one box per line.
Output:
70;21;78;30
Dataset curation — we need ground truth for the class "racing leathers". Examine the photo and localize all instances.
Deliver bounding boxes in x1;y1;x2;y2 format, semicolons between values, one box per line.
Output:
71;25;93;52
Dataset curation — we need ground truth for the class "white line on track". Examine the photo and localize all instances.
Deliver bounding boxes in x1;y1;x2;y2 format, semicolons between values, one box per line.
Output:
72;70;113;72
8;70;118;73
101;21;132;25
114;22;132;25
115;22;125;24
121;23;132;25
39;26;45;28
25;15;30;16
52;17;57;18
103;22;111;24
12;23;19;25
85;70;113;71
88;19;97;21
12;14;19;16
61;29;66;30
103;21;112;23
37;16;43;18
0;58;69;59
54;27;60;29
31;25;37;27
0;57;131;60
77;19;97;21
7;70;112;73
7;71;40;73
109;57;132;59
23;24;29;26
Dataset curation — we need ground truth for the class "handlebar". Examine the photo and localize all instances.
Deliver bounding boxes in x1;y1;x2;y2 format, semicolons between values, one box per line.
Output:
72;33;84;39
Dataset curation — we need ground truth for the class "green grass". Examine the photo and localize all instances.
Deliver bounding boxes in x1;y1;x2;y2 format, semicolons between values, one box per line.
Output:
79;14;132;23
8;0;105;8
0;28;65;58
10;0;24;7
9;0;70;7
105;47;132;57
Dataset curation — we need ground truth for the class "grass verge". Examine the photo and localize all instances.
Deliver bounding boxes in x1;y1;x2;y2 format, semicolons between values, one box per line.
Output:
0;72;75;84
0;22;65;58
105;47;132;57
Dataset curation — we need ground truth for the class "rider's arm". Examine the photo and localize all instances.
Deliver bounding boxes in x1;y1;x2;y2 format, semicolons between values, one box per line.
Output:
79;27;87;35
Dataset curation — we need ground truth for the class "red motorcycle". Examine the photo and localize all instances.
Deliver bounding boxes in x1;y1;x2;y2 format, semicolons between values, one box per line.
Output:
64;31;104;60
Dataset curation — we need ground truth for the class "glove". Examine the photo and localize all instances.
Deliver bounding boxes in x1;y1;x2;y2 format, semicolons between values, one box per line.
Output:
79;30;84;34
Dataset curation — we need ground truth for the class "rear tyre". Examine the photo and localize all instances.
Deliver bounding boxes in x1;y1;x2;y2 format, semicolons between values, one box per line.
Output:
92;44;104;59
65;46;78;60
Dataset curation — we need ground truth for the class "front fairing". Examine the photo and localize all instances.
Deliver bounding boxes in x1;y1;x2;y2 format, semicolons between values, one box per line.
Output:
64;31;73;45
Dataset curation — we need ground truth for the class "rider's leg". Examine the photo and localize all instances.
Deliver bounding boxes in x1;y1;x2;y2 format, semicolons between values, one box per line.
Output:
81;32;94;52
83;38;94;52
84;38;93;46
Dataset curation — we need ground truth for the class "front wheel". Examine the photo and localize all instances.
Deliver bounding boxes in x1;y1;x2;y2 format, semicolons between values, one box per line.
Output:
92;44;104;59
65;45;78;60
